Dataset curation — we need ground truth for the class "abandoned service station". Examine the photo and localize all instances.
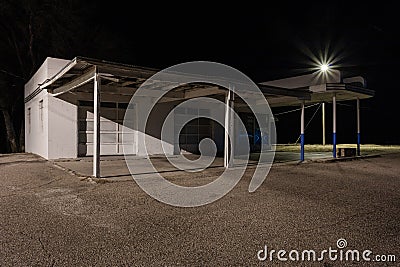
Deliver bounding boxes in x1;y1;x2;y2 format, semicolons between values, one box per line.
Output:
24;57;374;177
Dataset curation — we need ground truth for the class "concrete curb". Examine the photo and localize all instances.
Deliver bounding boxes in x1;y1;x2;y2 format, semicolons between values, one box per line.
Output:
310;153;381;163
50;153;384;184
50;161;97;184
51;160;134;184
264;153;382;167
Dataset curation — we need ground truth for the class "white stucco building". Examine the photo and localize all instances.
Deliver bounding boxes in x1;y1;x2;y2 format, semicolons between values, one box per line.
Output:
25;57;75;159
25;57;374;177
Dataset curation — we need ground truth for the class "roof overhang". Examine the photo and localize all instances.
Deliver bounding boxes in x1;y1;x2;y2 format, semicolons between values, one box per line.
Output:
34;56;374;108
41;57;157;96
37;57;313;105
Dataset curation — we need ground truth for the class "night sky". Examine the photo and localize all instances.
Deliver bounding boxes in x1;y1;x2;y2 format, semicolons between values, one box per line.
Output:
87;2;400;144
1;1;400;147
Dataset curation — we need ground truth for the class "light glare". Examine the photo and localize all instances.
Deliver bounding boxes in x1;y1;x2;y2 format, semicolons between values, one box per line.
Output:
320;64;329;72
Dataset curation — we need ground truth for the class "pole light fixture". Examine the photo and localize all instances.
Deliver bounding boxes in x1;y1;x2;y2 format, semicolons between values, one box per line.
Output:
320;63;329;72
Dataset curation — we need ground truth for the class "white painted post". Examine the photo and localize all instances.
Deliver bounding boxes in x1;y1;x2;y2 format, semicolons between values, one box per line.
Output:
134;103;139;155
224;88;233;168
93;72;101;177
229;86;234;168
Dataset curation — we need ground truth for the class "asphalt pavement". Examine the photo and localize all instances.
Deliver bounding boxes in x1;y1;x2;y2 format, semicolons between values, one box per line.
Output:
0;153;399;266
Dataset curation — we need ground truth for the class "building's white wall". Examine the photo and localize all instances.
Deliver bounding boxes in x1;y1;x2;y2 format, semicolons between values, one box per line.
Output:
24;91;49;158
46;57;70;78
47;95;78;159
25;57;223;159
25;60;48;98
25;57;70;159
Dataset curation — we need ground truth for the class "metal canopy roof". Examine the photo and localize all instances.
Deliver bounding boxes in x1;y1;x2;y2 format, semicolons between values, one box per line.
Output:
33;56;374;108
41;57;157;94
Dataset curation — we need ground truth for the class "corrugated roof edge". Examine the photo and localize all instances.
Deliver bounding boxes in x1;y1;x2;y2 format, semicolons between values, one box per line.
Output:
74;56;160;73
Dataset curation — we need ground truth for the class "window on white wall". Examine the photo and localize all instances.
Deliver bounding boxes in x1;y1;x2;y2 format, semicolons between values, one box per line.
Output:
39;100;43;130
27;108;31;134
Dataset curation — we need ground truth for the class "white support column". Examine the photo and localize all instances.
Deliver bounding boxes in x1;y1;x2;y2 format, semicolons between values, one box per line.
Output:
93;72;101;177
173;121;180;155
357;98;361;156
300;101;305;161
267;115;272;150
322;102;326;146
133;103;139;155
224;87;234;168
332;94;337;158
229;87;234;168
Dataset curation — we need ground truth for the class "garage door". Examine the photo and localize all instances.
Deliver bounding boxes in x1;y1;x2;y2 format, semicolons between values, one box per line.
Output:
78;101;134;156
175;107;212;154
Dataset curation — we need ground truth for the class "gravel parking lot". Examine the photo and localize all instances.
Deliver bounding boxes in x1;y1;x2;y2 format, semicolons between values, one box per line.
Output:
0;153;399;266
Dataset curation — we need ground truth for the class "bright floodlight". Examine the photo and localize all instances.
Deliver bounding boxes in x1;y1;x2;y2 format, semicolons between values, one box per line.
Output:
320;64;329;72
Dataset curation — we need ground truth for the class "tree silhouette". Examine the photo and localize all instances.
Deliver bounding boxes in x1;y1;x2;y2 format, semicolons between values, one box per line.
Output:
0;0;116;152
